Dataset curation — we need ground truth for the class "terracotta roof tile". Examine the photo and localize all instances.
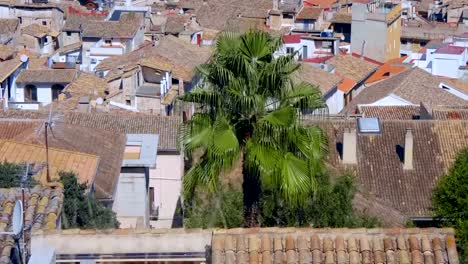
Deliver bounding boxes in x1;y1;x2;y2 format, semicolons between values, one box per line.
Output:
21;23;54;38
358;105;421;120
304;0;337;8
57;72;108;111
16;69;77;84
0;58;22;83
296;7;323;20
0;45;14;61
327;55;378;83
365;58;410;85
292;63;342;95
332;10;352;23
0;186;63;261
337;77;356;93
304;119;468;218
81;13;144;39
429;105;468;120
212;228;459;264
0;140;99;185
342;68;468;115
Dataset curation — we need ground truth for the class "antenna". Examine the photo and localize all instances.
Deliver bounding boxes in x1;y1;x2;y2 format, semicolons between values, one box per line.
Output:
11;201;23;237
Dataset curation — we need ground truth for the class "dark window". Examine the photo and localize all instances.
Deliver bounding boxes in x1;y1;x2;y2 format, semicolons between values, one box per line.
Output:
105;39;112;45
43;37;48;44
24;84;37;101
42;21;47;26
383;72;391;77
286;47;294;54
401;40;408;45
66;31;72;36
51;84;64;101
18;17;22;24
283;13;294;19
119;80;123;90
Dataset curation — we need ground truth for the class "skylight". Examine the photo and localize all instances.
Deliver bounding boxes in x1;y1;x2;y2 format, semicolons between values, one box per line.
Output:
357;117;381;134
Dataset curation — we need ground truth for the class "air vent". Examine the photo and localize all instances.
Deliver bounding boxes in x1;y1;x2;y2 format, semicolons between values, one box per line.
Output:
357;117;381;134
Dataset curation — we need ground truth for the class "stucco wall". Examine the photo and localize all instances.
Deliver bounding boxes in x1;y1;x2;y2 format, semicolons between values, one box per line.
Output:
62;32;81;47
385;18;401;61
16;82;67;105
149;153;183;229
351;18;387;62
0;6;63;32
324;88;344;114
135;96;163;114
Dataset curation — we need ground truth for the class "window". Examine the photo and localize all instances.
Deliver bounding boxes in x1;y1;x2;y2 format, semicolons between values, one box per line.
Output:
90;58;97;64
24;84;37;101
18;17;22;24
119;80;123;90
51;84;64;101
283;13;294;19
43;37;48;44
105;39;112;45
286;47;294;54
42;21;47;26
66;31;72;36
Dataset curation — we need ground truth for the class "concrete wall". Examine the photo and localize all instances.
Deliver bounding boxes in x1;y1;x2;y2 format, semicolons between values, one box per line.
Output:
150;153;183;228
351;18;387;62
62;32;81;47
112;168;149;229
81;38;100;72
135;96;163;114
368;94;413;106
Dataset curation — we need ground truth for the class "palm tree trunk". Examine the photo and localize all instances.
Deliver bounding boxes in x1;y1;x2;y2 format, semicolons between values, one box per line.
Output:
242;154;261;227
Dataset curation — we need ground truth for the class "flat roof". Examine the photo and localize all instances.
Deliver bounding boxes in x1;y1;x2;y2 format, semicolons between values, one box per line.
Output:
122;134;159;168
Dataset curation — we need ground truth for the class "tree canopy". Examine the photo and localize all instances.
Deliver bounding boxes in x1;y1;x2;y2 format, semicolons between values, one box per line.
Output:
61;171;119;229
179;30;327;206
0;161;26;188
432;148;468;262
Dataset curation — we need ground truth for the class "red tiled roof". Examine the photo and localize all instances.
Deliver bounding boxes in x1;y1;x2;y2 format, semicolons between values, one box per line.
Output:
296;7;323;20
365;56;409;84
282;34;307;44
434;45;466;55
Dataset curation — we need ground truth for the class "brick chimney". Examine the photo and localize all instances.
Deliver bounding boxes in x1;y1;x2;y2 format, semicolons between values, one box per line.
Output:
343;128;357;164
403;128;413;170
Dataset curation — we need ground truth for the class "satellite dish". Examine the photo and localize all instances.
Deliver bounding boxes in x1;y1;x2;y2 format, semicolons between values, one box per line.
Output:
20;54;29;63
96;97;104;105
12;200;23;237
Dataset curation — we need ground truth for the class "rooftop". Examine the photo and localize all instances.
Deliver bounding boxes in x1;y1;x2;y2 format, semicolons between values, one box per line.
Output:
57;72;108;111
0;44;15;61
0;186;63;262
21;23;57;38
292;63;342;95
434;45;466;55
296;7;323;20
16;69;77;84
304;0;337;8
0;58;22;83
282;34;308;44
81;12;144;39
327;55;378;84
358;105;421;119
365;57;410;85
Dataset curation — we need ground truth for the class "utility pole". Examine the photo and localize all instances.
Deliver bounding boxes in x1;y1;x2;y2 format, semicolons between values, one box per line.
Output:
44;122;51;183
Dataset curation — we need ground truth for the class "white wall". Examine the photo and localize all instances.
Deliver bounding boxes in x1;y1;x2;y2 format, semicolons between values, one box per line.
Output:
367;94;413;106
325;89;344;114
149;153;183;229
15;82;67;105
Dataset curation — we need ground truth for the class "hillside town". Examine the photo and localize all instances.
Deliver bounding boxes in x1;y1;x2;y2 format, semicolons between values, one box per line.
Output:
0;0;467;263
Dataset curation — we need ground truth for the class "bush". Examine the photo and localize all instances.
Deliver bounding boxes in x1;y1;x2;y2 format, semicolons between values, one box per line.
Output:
260;174;380;228
61;171;119;229
184;188;244;228
433;148;468;262
0;161;26;188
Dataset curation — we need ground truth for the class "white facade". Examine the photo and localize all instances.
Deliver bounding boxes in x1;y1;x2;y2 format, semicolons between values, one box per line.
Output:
324;88;344;114
15;82;66;106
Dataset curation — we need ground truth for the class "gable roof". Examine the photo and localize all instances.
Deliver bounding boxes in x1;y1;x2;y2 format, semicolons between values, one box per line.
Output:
16;69;77;84
0;186;63;262
0;19;19;44
327;55;378;84
21;23;56;38
292;63;342;95
212;228;459;264
296;7;323;20
365;58;410;85
306;119;468;219
342;68;468;114
0;44;15;61
332;11;352;23
425;105;468;120
57;72;108;111
81;13;143;39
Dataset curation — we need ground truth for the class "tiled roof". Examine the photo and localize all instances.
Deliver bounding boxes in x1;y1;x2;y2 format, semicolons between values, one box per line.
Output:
21;23;54;38
282;34;307;44
63;112;182;151
0;58;22;83
342;68;468;114
212;228;459;264
94;41;153;72
296;7;323;20
16;69;77;84
434;45;466;55
0;186;63;262
57;72;108;111
337;77;356;93
81;13;143;38
292;63;342;95
0;44;14;61
306;119;468;218
327;55;378;84
62;13;106;32
27;57;49;70
0;19;19;44
304;0;337;8
53;41;82;55
0;140;99;186
358;105;421;119
332;11;352;23
429;105;468;120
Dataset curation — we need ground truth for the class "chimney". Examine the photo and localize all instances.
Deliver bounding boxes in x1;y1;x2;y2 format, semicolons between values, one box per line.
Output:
343;128;357;164
273;0;279;10
403;128;413;170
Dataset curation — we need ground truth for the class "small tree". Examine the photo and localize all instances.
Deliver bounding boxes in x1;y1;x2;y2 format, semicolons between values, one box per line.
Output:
61;171;119;229
183;188;244;228
433;148;468;262
0;161;25;188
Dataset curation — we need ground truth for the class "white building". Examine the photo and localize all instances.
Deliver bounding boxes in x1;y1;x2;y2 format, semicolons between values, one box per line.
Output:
277;32;341;61
12;69;77;110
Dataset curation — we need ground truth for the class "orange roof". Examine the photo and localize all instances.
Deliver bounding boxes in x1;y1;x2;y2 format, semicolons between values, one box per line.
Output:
337;77;356;93
365;56;408;84
0;140;99;186
304;0;337;8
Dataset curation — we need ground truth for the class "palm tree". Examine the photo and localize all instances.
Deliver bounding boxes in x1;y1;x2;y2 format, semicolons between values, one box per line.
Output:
179;30;328;207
